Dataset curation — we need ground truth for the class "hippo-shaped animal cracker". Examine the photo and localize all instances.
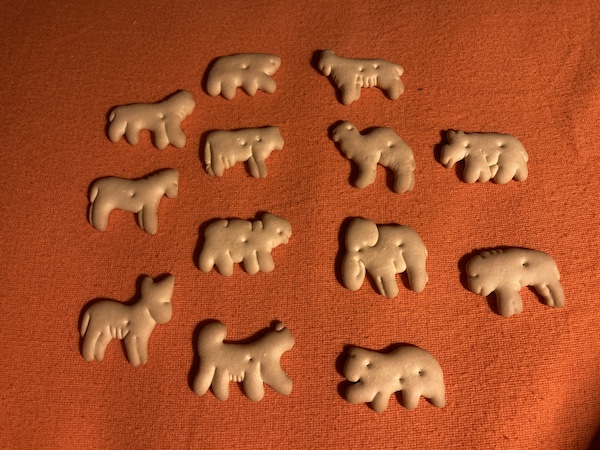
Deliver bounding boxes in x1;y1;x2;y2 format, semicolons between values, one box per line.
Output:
107;90;195;149
206;54;281;100
441;130;528;184
88;169;178;235
80;275;174;367
204;127;284;178
466;248;564;317
193;321;295;401
318;50;404;105
198;213;292;276
332;121;415;193
344;345;446;412
342;218;428;298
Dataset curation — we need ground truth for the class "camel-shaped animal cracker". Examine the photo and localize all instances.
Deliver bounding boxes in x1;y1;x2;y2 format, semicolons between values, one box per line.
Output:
441;130;529;184
466;248;564;317
88;169;178;235
342;218;428;298
204;127;284;178
206;54;281;100
80;275;175;367
318;50;404;105
193;321;295;401
198;213;292;276
332;121;415;193
107;90;195;149
344;345;446;412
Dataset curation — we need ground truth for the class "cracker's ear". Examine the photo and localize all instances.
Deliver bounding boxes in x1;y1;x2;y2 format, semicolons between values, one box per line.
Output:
446;130;457;141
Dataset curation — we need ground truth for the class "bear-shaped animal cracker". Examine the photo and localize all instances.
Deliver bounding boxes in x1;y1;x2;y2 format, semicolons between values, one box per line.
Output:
204;127;284;178
80;275;174;367
206;54;281;100
344;345;445;412
332;121;415;193
342;218;428;298
318;50;404;105
198;213;291;276
466;248;564;317
107;90;195;149
193;321;295;401
440;130;528;184
88;169;178;235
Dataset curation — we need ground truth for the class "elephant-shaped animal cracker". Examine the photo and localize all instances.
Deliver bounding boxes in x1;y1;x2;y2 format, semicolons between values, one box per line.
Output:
204;127;284;178
88;169;178;235
193;321;295;401
344;345;446;412
80;275;174;367
466;248;564;317
318;50;404;105
198;213;292;276
440;130;528;184
342;218;428;298
332;121;415;193
107;90;195;149
206;53;281;100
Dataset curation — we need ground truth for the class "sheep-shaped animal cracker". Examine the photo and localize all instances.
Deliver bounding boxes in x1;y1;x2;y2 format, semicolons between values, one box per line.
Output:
204;127;284;178
107;90;195;149
206;53;281;100
80;275;175;367
332;121;415;193
88;169;178;235
342;218;428;298
193;321;295;401
344;345;446;412
318;50;404;105
466;248;564;317
198;213;292;276
440;130;529;184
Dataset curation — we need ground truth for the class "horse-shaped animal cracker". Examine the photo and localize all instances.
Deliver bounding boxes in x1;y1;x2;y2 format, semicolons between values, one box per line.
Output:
88;169;178;235
80;275;175;367
318;50;404;105
198;213;292;276
107;90;195;149
193;321;295;401
332;121;415;193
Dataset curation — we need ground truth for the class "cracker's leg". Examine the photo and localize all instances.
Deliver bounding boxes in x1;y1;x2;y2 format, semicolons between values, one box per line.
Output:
247;156;268;178
535;281;565;308
384;79;404;100
493;164;517;184
354;162;378;189
392;167;415;193
93;331;113;361
371;391;391;413
211;368;230;401
374;274;399;298
81;329;101;361
243;364;265;402
340;82;361;105
401;387;422;410
124;335;142;366
261;365;293;396
257;73;277;94
152;122;170;150
513;161;528;181
464;155;491;183
494;287;523;317
90;200;112;232
165;119;186;148
125;123;142;145
214;253;235;276
134;336;149;365
138;205;159;235
220;79;238;100
428;390;446;408
256;251;275;273
242;253;261;275
193;363;216;396
241;78;259;96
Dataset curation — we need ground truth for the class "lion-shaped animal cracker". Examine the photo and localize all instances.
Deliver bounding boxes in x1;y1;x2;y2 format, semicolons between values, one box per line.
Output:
193;321;295;401
342;218;428;298
80;275;174;367
107;90;195;149
88;169;178;235
344;345;446;412
206;54;281;100
318;50;404;105
198;213;292;276
204;127;284;178
440;130;529;184
332;121;415;193
466;248;564;317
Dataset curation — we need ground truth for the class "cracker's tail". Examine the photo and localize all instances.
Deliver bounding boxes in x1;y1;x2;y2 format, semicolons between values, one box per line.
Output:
80;312;90;337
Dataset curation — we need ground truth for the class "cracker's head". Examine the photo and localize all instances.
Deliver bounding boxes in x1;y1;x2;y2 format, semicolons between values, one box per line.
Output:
344;347;373;383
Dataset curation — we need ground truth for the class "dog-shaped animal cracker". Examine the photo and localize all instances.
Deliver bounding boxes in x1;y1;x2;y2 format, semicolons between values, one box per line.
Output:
80;275;175;367
193;321;295;401
198;213;292;276
332;121;415;193
440;130;528;184
466;248;564;317
107;90;195;149
318;50;404;105
342;218;428;298
344;345;446;412
204;127;284;178
206;54;281;100
88;169;178;235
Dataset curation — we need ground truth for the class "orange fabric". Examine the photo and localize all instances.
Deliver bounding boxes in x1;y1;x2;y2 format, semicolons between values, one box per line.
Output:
1;0;599;448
